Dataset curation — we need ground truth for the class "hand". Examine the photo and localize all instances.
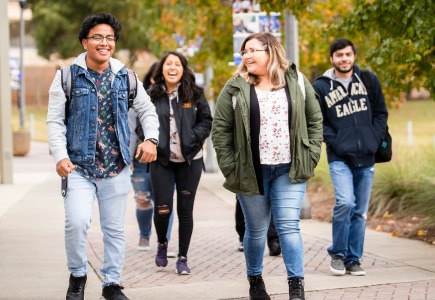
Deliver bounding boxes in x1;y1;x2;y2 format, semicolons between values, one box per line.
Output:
135;140;157;163
56;158;76;177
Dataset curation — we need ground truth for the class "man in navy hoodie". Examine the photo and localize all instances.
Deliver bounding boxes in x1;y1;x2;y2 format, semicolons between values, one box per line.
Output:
313;38;388;277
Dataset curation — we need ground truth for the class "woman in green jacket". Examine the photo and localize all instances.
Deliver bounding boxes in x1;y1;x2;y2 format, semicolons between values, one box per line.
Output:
212;32;323;300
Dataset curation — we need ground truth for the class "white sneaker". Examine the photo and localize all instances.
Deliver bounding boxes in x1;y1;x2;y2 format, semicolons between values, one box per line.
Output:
167;244;177;257
237;241;244;252
138;237;150;251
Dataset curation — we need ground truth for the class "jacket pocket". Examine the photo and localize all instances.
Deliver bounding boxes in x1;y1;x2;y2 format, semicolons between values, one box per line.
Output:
295;137;315;180
67;88;90;153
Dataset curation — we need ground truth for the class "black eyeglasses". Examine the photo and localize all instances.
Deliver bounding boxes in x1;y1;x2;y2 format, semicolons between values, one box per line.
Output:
86;35;116;43
239;49;269;57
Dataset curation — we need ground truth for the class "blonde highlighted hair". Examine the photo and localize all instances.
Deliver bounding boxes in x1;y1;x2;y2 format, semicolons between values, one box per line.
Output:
233;32;289;89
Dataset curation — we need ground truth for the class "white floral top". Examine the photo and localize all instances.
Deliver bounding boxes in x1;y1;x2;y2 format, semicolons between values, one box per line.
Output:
256;87;291;164
167;87;202;162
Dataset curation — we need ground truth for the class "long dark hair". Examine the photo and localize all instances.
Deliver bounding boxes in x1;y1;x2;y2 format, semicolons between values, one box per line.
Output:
149;51;203;103
143;62;159;91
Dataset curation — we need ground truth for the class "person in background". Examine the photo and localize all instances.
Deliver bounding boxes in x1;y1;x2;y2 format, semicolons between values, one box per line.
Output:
235;195;281;256
212;32;323;300
47;13;159;300
128;62;175;257
148;51;212;275
312;38;388;277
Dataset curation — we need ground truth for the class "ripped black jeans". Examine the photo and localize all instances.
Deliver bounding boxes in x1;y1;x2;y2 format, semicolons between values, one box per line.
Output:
150;158;203;257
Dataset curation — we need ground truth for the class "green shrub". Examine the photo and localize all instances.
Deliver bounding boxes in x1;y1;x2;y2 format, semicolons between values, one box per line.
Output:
370;146;435;225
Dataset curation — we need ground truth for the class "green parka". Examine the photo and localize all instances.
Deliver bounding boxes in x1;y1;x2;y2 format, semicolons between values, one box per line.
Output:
211;65;323;195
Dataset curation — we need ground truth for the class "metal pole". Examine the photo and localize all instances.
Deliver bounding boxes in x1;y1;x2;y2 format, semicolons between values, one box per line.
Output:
284;10;299;68
204;66;218;173
19;0;26;129
0;0;14;184
284;10;311;219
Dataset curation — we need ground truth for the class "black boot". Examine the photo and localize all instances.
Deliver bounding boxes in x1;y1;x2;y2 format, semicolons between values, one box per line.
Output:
247;275;271;300
66;274;87;300
102;283;129;300
268;239;281;256
288;277;305;300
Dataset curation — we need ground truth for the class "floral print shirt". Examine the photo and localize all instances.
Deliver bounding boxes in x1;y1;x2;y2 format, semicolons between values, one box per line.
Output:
256;87;291;164
75;67;125;180
167;87;202;162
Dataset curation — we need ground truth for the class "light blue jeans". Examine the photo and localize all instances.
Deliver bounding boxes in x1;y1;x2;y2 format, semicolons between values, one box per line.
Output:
130;161;174;241
64;166;130;286
327;161;375;266
238;163;307;279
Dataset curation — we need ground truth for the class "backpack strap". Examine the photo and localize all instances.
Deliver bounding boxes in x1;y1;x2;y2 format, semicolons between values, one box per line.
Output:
61;66;72;125
360;69;374;108
126;69;137;109
296;71;306;100
61;66;72;102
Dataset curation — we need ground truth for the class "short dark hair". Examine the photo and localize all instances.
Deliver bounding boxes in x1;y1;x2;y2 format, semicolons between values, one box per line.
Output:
329;38;356;57
78;13;121;43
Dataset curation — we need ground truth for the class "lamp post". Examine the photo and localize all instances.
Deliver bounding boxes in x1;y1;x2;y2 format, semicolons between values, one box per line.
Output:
18;0;26;129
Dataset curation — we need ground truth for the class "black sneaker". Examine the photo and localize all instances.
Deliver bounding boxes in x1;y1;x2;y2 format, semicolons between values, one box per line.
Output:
247;275;271;300
288;277;305;300
66;274;86;300
155;242;168;267
346;261;366;276
330;255;345;275
268;239;281;256
102;283;129;300
175;256;191;275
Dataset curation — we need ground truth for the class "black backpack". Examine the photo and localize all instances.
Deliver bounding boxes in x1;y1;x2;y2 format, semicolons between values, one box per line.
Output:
61;65;137;125
360;70;392;163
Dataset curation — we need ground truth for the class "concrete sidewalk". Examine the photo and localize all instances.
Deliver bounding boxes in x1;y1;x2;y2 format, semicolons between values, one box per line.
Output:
0;141;434;300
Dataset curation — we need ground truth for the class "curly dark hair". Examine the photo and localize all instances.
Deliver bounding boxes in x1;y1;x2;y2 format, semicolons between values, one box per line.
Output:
78;13;121;43
149;51;203;103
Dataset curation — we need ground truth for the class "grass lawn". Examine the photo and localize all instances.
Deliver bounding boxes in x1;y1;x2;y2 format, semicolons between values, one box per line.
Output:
12;105;49;142
388;100;435;147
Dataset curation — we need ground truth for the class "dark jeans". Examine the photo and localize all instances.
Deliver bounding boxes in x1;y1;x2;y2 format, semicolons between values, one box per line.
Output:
235;195;278;247
150;158;202;257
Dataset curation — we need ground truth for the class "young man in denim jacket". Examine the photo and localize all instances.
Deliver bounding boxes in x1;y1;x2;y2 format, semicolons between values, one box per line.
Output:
47;13;159;300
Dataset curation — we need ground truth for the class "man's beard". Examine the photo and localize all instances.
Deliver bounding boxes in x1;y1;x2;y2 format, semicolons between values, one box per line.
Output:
333;62;354;74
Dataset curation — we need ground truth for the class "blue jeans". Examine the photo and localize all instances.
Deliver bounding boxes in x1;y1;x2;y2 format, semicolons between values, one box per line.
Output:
130;161;174;241
327;161;375;265
238;163;307;279
64;166;130;286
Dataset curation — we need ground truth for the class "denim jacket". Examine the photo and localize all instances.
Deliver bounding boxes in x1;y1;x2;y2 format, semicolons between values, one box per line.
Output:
47;52;159;166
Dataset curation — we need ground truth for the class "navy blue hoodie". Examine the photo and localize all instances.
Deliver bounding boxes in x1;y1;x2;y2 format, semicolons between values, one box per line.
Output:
313;65;388;168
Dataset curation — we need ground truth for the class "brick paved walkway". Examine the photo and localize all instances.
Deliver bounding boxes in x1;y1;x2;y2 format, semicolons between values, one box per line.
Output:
86;173;435;299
